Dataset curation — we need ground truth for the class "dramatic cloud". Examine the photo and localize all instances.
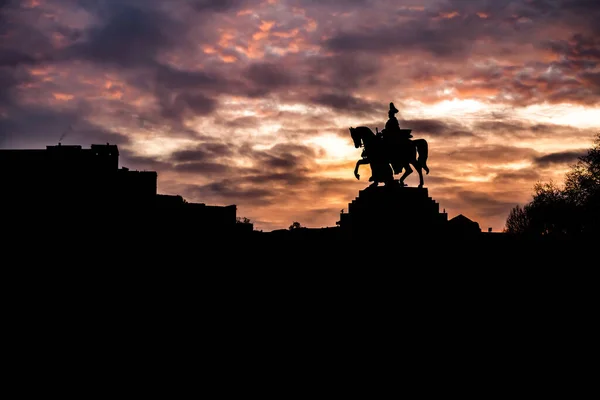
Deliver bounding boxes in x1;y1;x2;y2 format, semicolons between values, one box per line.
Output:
1;0;599;232
533;150;587;166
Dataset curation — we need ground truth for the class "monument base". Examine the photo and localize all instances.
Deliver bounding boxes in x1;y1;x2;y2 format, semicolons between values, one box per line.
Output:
337;185;448;239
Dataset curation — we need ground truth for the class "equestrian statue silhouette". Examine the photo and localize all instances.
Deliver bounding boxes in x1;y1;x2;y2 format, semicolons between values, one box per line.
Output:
349;102;429;188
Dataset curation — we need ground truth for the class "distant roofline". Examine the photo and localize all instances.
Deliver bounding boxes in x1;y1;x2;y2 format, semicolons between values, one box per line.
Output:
0;143;120;151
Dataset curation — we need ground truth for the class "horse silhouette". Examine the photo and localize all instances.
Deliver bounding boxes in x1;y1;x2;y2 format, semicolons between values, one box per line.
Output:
349;126;430;188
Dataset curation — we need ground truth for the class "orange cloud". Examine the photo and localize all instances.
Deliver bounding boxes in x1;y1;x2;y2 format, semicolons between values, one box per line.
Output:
439;11;460;19
252;31;268;41
252;20;276;41
29;68;50;76
259;20;276;32
272;29;299;38
454;86;499;97
53;93;74;101
218;31;236;47
220;55;237;63
203;45;217;54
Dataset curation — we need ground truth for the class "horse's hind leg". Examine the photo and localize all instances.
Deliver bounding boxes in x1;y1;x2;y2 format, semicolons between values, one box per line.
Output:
399;163;412;186
415;163;424;188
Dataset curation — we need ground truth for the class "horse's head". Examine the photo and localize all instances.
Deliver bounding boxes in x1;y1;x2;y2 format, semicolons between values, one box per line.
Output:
349;127;362;148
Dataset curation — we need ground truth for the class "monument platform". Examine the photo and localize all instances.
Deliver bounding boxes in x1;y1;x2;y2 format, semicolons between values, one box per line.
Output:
337;185;448;239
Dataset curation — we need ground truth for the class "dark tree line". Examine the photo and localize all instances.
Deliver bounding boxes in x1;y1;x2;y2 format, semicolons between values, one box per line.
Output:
505;133;600;238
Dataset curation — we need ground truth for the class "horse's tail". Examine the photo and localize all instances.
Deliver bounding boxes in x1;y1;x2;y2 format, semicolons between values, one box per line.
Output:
414;139;429;174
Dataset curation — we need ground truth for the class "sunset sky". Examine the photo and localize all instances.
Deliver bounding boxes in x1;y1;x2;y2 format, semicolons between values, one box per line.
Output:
1;0;599;232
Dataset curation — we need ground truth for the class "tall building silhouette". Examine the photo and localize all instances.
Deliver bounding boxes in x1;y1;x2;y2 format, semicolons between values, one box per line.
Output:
0;143;157;213
0;143;241;239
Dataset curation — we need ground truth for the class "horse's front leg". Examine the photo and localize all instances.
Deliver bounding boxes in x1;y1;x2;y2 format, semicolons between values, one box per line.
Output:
354;158;369;180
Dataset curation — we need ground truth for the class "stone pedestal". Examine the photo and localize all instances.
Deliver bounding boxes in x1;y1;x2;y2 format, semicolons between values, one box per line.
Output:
337;185;448;239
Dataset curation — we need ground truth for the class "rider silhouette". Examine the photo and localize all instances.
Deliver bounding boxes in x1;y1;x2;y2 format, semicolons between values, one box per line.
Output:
381;102;412;139
380;102;412;176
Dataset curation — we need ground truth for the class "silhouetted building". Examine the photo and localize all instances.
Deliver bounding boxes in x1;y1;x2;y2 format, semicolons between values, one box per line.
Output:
264;226;342;240
0;143;119;172
0;144;243;239
155;194;237;234
447;214;481;236
0;143;157;213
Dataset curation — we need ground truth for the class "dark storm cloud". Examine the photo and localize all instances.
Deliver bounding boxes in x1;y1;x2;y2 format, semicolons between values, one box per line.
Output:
245;172;310;186
325;12;492;58
0;102;130;148
119;150;172;171
244;62;295;96
149;141;319;193
401;119;474;137
241;142;318;161
173;162;232;174
492;169;541;184
537;34;600;102
164;142;237;176
311;93;378;115
65;2;180;67
0;50;36;67
293;0;368;6
188;180;276;205
0;2;55;65
555;0;600;34
580;72;600;91
264;154;303;169
159;91;218;120
0;67;21;107
305;54;382;90
543;34;600;62
189;0;262;13
473;120;596;143
125;140;317;186
155;66;227;90
171;143;234;162
447;145;537;163
153;68;234;123
533;150;587;166
244;143;317;175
